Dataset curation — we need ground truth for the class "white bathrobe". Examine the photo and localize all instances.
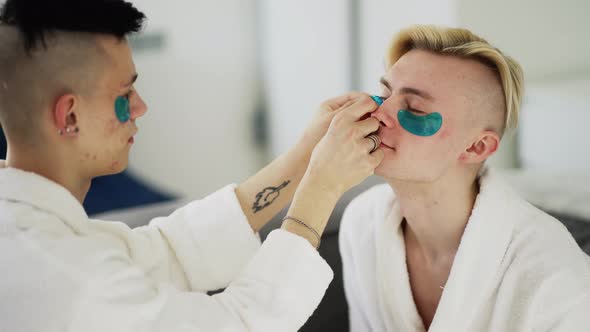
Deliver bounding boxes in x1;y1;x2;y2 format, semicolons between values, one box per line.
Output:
0;167;333;332
339;168;590;331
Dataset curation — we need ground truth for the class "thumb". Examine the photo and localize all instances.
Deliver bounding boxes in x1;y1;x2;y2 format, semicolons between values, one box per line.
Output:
369;149;385;167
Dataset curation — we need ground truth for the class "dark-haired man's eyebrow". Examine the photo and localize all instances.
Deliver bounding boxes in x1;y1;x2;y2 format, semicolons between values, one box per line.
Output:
379;77;435;101
124;74;138;87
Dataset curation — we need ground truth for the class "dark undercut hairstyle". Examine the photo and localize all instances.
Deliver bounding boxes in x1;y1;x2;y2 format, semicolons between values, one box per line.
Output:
1;0;145;52
0;0;146;143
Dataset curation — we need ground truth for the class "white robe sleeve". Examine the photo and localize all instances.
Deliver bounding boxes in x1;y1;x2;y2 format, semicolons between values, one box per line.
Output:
544;296;590;331
339;204;372;332
128;184;262;292
69;229;334;332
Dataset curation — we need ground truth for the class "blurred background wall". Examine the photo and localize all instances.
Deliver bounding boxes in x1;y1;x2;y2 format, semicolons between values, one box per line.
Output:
128;0;264;198
124;0;589;198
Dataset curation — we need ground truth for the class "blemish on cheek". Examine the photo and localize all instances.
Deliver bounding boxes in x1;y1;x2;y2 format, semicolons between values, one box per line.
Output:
105;119;119;134
110;161;120;171
92;155;97;161
439;128;451;139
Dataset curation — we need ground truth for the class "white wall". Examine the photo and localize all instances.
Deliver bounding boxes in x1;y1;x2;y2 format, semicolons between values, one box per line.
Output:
458;0;590;83
126;0;264;198
259;0;353;157
457;0;590;168
519;78;590;172
358;0;457;94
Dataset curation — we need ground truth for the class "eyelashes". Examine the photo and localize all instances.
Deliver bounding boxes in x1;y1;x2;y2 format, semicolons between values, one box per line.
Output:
377;95;424;114
407;107;425;115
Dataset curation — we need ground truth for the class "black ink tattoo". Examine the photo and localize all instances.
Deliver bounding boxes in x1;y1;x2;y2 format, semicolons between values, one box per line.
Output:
252;180;291;213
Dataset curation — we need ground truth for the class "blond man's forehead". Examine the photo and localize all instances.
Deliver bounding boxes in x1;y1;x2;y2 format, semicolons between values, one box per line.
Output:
392;50;500;92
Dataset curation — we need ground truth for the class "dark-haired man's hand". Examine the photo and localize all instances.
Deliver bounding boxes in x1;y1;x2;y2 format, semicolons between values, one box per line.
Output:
295;92;367;162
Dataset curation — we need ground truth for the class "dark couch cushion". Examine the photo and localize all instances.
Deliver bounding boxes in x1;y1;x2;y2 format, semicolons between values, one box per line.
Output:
546;211;590;255
0;127;6;159
84;172;175;215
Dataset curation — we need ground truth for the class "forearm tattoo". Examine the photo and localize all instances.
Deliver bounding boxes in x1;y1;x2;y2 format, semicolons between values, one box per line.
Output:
252;180;291;213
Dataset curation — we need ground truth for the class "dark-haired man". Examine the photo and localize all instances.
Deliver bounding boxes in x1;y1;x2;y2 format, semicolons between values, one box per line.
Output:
0;0;386;330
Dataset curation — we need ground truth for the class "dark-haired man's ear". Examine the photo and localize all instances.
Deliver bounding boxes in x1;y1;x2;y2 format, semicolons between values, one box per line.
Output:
459;131;500;164
54;94;79;136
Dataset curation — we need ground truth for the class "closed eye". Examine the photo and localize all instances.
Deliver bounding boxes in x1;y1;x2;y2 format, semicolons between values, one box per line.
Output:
407;107;425;115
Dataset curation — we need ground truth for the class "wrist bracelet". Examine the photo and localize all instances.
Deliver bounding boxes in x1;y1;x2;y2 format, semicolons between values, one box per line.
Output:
282;216;321;249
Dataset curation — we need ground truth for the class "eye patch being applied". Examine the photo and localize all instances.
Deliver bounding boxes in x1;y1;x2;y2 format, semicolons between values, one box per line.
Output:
370;95;442;136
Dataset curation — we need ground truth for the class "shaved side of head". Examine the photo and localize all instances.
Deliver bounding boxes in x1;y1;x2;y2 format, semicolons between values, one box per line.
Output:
459;57;507;135
0;26;108;143
0;0;145;145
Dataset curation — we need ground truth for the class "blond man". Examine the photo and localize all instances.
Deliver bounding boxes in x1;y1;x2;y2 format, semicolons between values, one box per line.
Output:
339;25;590;331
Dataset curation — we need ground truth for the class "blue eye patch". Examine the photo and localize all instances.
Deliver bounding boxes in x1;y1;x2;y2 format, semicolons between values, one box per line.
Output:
115;95;131;123
397;110;443;137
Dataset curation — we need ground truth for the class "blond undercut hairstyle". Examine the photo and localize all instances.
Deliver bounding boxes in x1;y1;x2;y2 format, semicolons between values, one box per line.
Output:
386;25;524;134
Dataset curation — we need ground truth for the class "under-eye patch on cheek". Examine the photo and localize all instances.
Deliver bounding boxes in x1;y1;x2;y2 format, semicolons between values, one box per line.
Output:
397;110;443;137
371;95;384;106
115;95;131;123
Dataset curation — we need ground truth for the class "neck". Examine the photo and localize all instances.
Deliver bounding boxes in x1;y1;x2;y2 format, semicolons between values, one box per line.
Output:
389;167;480;262
6;145;91;204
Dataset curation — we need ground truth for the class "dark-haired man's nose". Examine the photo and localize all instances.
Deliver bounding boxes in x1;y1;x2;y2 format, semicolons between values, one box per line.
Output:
130;91;148;120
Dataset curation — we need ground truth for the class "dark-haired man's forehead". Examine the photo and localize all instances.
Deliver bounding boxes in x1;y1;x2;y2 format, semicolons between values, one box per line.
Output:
95;36;136;84
96;34;132;56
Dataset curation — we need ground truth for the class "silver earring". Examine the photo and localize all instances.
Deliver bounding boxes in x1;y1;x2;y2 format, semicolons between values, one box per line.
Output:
58;126;79;136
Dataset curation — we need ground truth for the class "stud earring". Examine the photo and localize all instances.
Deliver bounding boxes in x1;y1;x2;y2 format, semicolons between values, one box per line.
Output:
58;126;79;136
